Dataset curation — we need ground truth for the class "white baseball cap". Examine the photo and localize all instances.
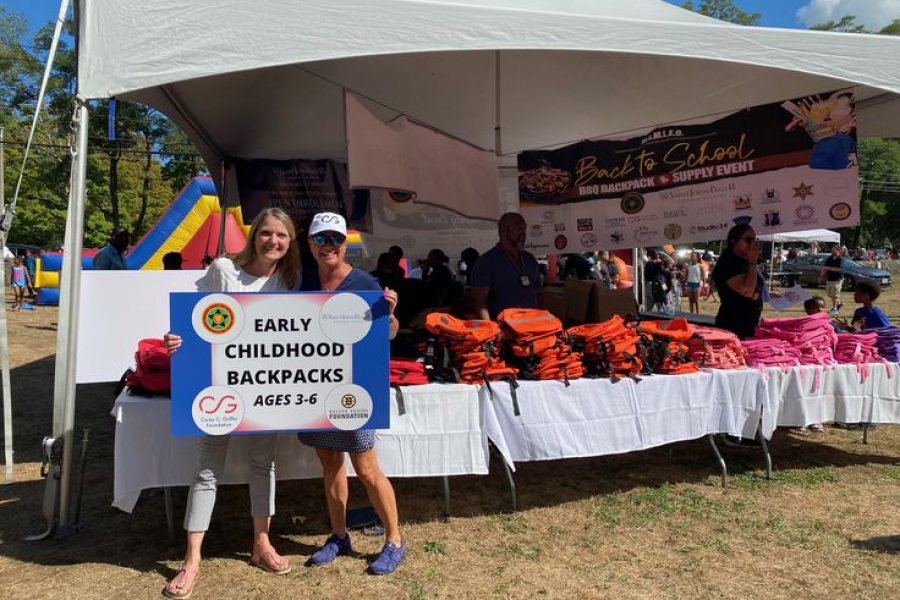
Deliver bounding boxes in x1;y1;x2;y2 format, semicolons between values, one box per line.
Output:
309;212;347;236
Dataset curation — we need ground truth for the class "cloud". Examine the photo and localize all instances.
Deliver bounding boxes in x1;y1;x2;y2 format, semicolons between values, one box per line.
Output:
797;0;900;30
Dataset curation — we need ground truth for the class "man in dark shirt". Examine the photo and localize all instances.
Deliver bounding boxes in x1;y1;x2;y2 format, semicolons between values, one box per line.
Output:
819;245;844;313
470;212;540;320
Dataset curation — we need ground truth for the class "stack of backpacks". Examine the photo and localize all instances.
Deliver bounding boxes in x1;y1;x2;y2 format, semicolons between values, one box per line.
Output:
872;326;900;362
741;338;802;369
686;325;747;369
637;319;700;375
834;332;883;365
498;308;584;384
567;315;647;379
751;312;838;366
424;313;518;384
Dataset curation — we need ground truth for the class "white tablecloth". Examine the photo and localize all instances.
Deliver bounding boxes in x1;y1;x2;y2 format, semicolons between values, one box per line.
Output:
766;363;900;428
481;369;769;463
111;384;488;513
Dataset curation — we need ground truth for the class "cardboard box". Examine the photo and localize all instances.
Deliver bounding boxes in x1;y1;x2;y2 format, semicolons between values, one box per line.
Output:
537;287;567;322
560;279;638;325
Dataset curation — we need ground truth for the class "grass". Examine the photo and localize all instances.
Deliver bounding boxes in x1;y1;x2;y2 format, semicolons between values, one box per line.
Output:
1;288;900;599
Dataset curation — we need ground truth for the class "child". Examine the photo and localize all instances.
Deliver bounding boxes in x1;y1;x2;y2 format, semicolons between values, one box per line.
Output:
849;280;891;330
803;295;827;316
10;256;32;311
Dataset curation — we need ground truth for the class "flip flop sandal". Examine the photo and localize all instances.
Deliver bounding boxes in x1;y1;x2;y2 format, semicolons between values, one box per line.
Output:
249;550;292;575
162;566;199;600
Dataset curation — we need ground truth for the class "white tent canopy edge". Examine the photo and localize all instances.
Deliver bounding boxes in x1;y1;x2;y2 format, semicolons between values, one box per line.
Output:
758;229;841;244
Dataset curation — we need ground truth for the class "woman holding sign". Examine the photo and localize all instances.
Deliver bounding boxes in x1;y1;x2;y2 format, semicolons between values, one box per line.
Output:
299;212;406;575
163;208;300;600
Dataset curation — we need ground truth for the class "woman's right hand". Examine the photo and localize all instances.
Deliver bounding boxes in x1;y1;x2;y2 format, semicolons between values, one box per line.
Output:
164;332;182;355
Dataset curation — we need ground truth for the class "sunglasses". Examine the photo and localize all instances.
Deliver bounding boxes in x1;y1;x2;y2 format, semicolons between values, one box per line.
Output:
310;234;346;247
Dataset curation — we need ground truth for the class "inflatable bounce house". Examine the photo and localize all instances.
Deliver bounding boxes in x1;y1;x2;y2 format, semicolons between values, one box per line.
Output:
34;177;364;304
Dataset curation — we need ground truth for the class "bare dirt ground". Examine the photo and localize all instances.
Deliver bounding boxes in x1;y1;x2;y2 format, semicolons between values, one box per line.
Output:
1;287;899;600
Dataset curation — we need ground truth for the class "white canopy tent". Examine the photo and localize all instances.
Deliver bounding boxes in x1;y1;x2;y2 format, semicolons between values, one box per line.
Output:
42;0;900;531
758;229;841;244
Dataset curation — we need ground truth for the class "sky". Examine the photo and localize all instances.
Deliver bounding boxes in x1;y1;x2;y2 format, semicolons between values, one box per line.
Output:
3;0;899;34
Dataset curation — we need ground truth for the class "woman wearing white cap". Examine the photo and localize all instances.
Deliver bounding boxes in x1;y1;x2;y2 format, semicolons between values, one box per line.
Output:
299;211;406;575
163;208;300;599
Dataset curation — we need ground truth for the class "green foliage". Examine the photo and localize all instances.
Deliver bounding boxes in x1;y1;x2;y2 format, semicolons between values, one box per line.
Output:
680;0;761;26
880;19;900;35
1;8;202;249
810;15;868;33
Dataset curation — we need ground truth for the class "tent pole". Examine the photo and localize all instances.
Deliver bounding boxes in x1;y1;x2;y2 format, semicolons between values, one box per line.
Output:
632;248;640;309
216;162;229;256
1;126;14;483
55;100;89;529
494;50;502;156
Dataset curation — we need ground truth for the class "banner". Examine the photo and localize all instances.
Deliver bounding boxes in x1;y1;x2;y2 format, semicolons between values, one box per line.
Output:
345;92;502;221
519;89;859;252
235;158;370;232
170;291;389;436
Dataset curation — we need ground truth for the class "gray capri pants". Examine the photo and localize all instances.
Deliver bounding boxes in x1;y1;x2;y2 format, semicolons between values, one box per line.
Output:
183;434;278;532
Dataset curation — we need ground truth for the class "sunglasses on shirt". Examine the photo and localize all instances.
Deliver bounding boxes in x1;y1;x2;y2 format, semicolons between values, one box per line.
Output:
310;234;347;247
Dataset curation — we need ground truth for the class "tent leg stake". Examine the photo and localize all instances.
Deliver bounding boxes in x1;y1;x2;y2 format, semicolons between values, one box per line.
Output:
441;476;450;521
862;423;870;445
758;428;773;480
708;435;727;488
24;436;62;541
500;458;517;511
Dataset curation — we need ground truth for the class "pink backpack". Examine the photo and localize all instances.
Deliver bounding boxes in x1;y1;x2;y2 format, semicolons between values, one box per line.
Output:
687;325;747;369
754;312;837;366
741;338;802;369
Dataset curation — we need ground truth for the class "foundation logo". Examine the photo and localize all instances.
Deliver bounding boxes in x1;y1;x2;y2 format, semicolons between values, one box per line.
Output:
762;189;781;204
663;208;687;219
554;222;566;232
793;182;815;201
542;210;555;221
609;231;624;244
605;217;626;228
191;386;244;435
577;218;594;231
664;224;682;240
580;233;597;247
320;293;373;344
554;234;568;250
326;384;374;431
690;223;730;235
530;224;544;238
621;192;645;215
829;202;852;221
203;303;235;335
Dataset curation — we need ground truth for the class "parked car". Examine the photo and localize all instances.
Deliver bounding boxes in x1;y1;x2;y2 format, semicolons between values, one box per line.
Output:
779;253;892;291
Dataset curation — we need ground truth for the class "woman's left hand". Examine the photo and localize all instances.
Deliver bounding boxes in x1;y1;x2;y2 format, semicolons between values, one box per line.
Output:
384;287;398;315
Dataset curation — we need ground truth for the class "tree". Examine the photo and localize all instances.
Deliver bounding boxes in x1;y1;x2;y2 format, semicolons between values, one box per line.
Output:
879;19;900;36
680;0;761;26
810;15;868;33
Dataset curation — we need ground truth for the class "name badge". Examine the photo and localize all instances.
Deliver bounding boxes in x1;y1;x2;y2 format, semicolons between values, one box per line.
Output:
520;275;531;287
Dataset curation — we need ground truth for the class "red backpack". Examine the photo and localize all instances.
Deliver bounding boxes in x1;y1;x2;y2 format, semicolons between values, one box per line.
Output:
125;338;171;396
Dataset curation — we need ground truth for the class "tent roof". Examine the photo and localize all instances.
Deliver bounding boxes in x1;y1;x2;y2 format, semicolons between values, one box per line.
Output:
758;229;841;244
78;0;900;204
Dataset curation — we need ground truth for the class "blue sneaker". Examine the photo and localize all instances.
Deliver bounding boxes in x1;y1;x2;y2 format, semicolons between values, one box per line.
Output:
367;541;406;575
306;533;352;567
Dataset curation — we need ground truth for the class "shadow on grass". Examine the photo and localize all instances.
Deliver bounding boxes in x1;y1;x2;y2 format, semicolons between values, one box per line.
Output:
1;359;897;571
850;535;900;554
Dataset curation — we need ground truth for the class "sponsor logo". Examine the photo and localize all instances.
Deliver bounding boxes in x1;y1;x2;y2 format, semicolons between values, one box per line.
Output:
192;386;244;435
795;205;816;220
733;195;752;210
319;294;373;344
694;204;726;216
581;232;597;247
663;208;688;219
530;224;544;238
656;173;674;185
732;216;753;227
325;384;374;431
829;202;852;221
542;210;555;222
620;192;645;215
628;214;659;224
609;231;625;244
762;189;781;204
341;394;357;409
577;218;594;231
202;303;235;335
605;217;626;228
553;222;566;232
764;210;782;228
792;182;815;201
633;226;658;243
554;234;568;250
689;222;730;235
664;223;683;240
